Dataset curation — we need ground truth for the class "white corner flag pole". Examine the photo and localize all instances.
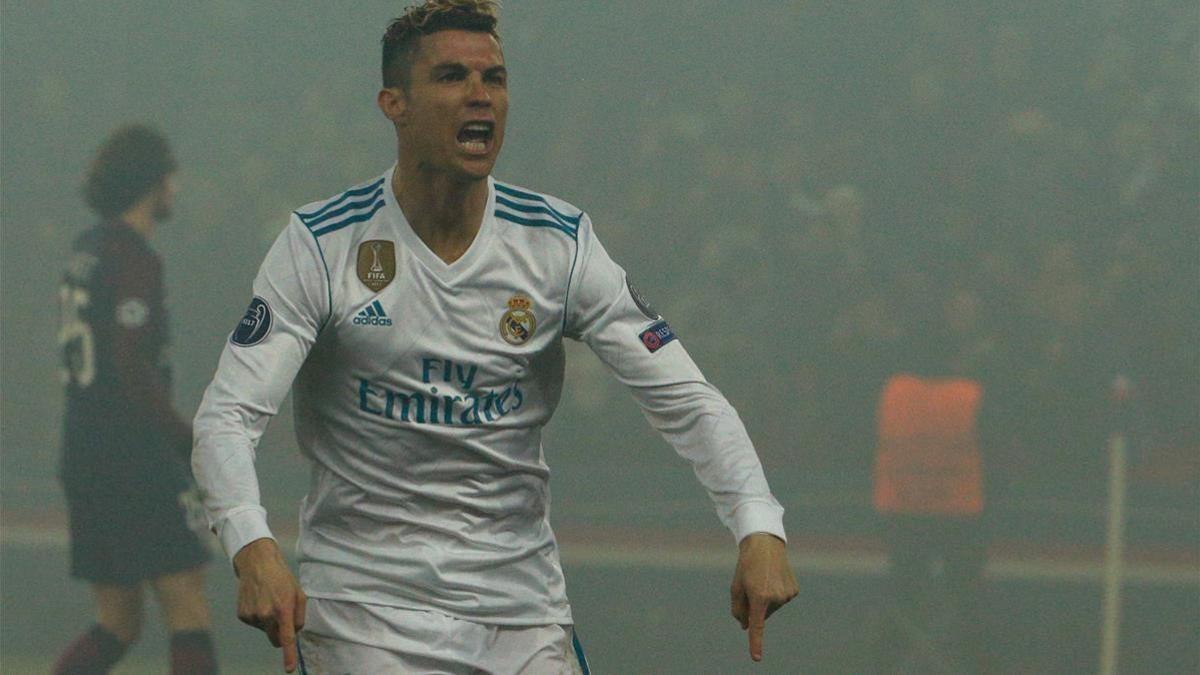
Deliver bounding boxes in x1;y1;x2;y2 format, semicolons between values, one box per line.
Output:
1099;424;1129;675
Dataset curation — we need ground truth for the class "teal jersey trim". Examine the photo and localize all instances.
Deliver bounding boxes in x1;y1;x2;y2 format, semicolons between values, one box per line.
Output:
494;182;583;226
572;630;591;675
309;199;386;238
495;194;579;234
297;177;385;224
299;219;334;331
563;227;581;334
494;208;578;240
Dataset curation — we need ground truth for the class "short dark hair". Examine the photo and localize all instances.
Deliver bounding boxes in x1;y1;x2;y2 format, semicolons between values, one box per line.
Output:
83;124;176;219
382;0;501;90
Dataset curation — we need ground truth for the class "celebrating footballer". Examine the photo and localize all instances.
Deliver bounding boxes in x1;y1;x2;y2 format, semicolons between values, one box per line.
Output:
192;1;797;672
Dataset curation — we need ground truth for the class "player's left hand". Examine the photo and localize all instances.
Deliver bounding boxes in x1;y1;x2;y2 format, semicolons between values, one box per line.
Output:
730;533;798;662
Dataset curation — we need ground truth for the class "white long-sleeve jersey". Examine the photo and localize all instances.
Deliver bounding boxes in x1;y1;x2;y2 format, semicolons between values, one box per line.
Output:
193;166;785;626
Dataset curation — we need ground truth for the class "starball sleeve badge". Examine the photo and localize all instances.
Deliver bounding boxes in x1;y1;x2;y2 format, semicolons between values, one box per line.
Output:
499;293;537;345
357;240;397;292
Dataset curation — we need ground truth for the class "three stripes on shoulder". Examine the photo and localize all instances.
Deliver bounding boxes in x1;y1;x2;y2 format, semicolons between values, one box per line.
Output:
493;182;582;241
298;178;387;238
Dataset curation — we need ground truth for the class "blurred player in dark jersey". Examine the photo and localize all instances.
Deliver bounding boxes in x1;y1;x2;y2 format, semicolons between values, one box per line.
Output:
54;125;217;675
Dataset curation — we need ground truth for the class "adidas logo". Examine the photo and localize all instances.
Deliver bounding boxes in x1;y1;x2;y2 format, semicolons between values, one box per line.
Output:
353;300;393;326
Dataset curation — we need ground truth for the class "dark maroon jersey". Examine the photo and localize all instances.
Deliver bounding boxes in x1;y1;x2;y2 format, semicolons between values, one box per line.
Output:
59;220;190;486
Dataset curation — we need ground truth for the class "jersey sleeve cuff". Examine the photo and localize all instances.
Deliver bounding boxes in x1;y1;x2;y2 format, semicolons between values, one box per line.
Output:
216;506;276;562
731;500;787;544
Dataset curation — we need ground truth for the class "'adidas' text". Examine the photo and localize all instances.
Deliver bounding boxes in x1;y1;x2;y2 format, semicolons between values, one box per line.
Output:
354;300;393;326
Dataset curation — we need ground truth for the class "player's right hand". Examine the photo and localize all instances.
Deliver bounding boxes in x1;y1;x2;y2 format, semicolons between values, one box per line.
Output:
233;537;307;673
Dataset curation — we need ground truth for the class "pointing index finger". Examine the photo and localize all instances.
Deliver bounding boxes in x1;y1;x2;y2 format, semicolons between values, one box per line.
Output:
278;610;298;673
748;598;767;662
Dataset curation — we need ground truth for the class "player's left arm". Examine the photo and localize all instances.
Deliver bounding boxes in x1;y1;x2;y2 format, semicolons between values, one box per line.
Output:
108;251;191;454
564;214;798;661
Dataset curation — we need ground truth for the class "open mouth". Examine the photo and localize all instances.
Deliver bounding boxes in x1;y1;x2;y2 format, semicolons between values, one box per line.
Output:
456;121;495;154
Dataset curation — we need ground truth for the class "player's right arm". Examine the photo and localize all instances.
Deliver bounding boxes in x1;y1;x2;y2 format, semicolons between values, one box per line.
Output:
192;214;329;673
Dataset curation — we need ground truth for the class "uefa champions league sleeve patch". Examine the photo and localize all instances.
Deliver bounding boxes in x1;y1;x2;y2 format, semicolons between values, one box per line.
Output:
638;320;676;353
230;296;273;346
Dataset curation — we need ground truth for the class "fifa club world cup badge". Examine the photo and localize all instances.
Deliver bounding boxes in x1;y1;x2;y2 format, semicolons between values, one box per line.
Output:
499;293;537;345
357;240;396;292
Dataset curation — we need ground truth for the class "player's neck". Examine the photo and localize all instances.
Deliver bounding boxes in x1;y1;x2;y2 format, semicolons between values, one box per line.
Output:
118;203;156;239
391;167;487;265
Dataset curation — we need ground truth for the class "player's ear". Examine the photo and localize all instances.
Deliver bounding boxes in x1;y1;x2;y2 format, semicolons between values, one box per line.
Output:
377;87;408;125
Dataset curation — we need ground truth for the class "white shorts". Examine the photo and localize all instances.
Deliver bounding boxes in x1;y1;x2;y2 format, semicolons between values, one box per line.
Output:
297;598;591;675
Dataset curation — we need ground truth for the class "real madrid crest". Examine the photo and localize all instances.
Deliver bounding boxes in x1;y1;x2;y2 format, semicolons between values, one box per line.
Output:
357;240;396;292
499;293;537;345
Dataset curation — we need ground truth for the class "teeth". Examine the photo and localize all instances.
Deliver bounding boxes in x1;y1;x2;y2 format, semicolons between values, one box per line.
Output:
457;121;492;153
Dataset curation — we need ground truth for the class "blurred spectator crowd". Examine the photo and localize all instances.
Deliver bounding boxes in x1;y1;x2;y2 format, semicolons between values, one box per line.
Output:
564;0;1199;500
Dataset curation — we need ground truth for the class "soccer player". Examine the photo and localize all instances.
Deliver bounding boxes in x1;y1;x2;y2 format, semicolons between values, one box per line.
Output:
55;125;217;675
192;2;797;672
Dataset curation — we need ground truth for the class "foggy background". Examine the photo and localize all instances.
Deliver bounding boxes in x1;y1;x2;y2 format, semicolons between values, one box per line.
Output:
2;1;1197;673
